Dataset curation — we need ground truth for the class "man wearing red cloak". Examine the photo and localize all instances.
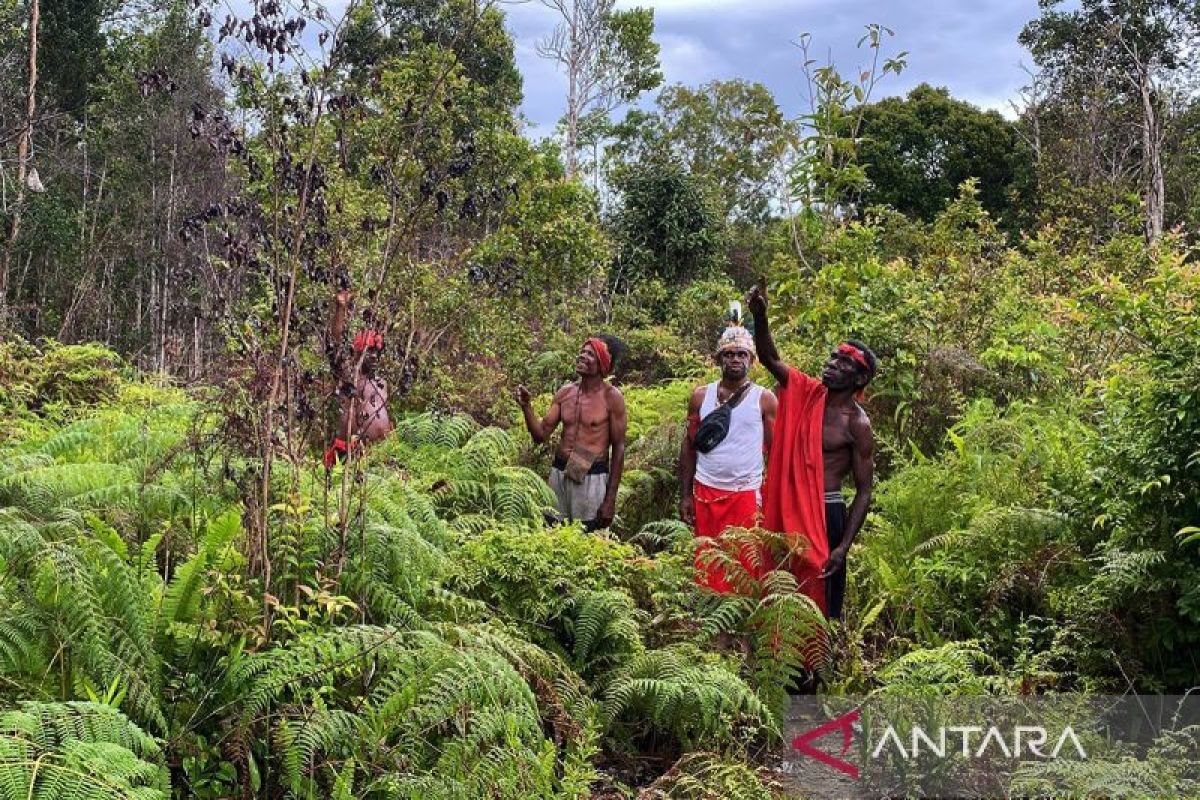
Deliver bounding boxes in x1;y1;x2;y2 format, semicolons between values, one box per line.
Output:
749;285;877;619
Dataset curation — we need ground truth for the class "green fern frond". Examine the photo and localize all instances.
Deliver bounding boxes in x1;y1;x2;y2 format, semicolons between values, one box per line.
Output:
461;426;516;473
747;580;830;716
642;751;779;800
395;413;479;450
276;709;359;795
603;646;777;749
631;519;693;553
876;640;1003;696
698;595;753;639
0;701;168;799
0;614;47;677
158;510;241;637
563;590;646;680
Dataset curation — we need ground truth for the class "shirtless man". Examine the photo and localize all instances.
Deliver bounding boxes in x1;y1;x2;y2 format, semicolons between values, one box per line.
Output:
748;285;876;619
515;338;628;531
324;289;393;468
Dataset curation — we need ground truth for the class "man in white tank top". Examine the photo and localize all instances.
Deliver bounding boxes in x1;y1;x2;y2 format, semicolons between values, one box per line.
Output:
679;325;778;592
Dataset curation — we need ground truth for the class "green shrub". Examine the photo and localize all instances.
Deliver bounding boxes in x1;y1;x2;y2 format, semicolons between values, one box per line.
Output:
616;326;708;386
450;524;641;639
0;701;169;799
0;339;129;421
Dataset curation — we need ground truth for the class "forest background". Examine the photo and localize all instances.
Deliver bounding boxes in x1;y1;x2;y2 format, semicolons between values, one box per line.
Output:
1;0;1200;796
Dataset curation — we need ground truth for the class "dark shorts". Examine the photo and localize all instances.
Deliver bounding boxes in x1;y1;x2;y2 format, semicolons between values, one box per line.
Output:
825;501;847;619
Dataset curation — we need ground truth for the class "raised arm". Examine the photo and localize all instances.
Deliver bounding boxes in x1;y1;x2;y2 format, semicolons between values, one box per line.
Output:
332;289;351;343
329;289;353;382
677;385;706;527
516;384;565;445
595;388;628;530
748;285;790;388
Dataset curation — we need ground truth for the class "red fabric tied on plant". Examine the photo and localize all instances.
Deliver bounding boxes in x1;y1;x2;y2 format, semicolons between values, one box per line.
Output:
323;437;360;469
692;482;761;593
585;337;612;375
353;329;384;352
762;367;829;615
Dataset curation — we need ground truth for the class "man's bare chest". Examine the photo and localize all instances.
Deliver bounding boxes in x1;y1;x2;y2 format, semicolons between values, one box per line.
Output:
821;410;854;453
563;392;609;429
352;377;387;407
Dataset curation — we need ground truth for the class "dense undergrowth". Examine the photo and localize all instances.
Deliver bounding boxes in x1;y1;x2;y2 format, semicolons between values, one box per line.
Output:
2;199;1200;797
4;0;1200;789
0;341;826;798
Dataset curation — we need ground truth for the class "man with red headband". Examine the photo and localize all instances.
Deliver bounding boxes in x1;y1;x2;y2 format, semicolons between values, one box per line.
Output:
515;337;627;531
748;284;876;619
324;289;393;468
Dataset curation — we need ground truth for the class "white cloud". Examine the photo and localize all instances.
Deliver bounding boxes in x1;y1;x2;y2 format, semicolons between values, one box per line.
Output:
506;0;1041;132
657;33;733;84
615;0;829;12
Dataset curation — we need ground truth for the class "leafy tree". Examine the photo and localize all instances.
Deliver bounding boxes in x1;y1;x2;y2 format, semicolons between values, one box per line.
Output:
340;0;522;118
609;158;725;292
567;107;613;195
1162;94;1200;232
2;3;231;361
0;0;37;321
39;0;111;114
855;84;1035;230
1019;0;1200;239
536;0;661;177
608;79;798;223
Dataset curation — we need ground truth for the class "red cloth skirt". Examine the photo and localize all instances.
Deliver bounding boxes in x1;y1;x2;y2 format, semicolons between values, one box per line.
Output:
693;481;761;593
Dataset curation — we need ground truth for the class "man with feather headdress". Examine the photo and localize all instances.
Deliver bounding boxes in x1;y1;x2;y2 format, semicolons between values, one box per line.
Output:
679;302;779;592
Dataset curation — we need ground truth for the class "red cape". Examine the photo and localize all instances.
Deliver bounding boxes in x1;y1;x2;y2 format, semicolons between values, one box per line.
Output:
762;367;828;614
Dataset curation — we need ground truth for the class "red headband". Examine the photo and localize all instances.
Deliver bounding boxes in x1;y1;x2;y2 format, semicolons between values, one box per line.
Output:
838;342;871;402
838;343;870;373
353;330;384;352
585;337;612;375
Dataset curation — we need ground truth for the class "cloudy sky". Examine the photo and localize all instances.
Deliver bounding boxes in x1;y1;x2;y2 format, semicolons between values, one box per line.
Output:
500;0;1042;139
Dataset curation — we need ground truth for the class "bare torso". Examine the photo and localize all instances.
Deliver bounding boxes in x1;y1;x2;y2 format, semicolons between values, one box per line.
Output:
822;402;864;492
339;374;392;444
555;382;615;463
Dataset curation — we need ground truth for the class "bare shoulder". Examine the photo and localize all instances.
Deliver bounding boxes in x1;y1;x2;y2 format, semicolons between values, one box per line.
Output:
554;382;577;401
605;383;626;409
759;386;777;405
849;405;874;440
688;384;707;413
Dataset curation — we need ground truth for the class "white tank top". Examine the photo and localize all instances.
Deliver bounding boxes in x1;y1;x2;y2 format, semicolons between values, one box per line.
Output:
695;382;765;492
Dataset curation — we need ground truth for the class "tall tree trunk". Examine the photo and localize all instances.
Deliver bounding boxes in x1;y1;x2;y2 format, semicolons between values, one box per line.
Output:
1138;68;1164;241
565;11;580;179
1;0;40;327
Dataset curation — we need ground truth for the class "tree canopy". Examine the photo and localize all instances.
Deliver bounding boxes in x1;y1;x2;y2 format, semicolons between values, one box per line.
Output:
856;83;1035;228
